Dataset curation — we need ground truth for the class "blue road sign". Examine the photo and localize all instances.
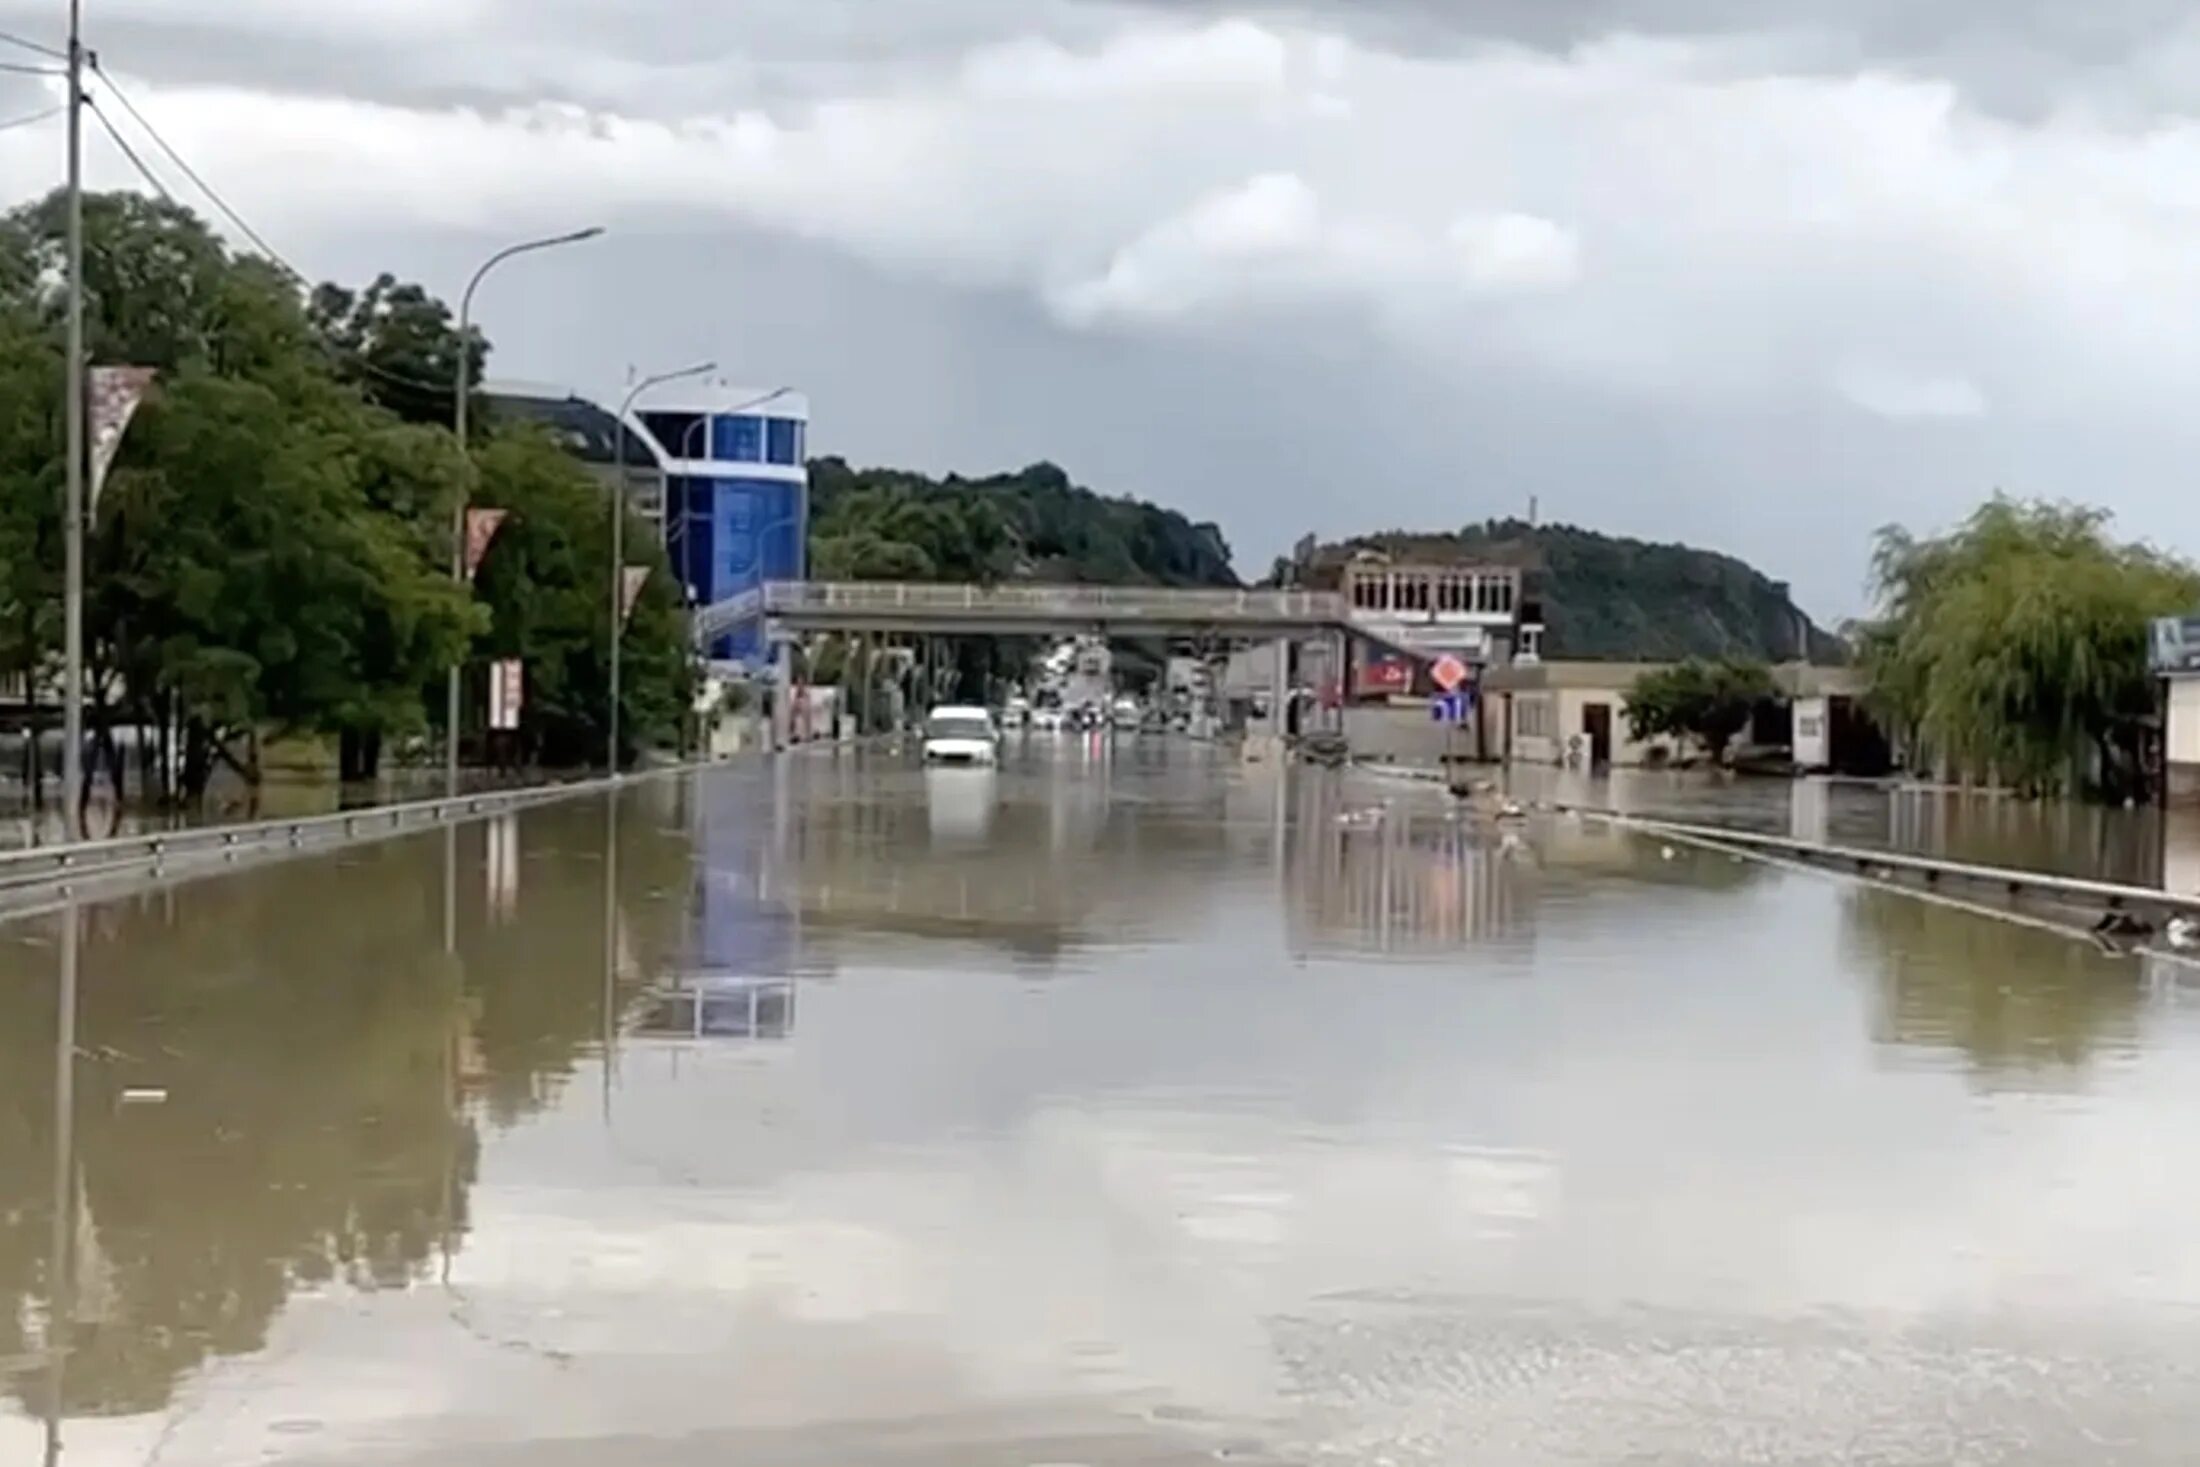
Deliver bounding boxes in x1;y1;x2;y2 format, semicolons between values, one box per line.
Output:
1430;690;1474;724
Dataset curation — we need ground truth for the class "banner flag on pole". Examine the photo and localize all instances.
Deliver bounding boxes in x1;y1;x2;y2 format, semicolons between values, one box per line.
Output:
463;508;508;580
620;565;651;626
88;366;157;511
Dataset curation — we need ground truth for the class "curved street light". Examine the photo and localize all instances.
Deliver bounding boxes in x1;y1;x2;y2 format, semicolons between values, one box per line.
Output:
609;361;718;771
445;225;605;796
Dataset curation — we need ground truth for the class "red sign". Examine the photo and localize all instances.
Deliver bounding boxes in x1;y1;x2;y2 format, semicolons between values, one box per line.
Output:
1355;649;1413;696
1430;654;1470;692
88;366;157;510
464;508;508;581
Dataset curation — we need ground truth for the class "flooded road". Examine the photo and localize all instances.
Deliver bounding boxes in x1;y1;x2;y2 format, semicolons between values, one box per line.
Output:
7;738;2200;1464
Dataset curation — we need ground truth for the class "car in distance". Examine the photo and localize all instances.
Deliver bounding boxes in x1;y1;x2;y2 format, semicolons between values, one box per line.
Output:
922;705;1000;765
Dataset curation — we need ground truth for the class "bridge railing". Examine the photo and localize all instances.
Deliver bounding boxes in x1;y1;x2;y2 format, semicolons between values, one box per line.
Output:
760;581;1348;622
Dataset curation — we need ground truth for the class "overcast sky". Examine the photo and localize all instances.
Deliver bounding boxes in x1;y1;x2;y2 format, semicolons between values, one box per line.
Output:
6;1;2200;614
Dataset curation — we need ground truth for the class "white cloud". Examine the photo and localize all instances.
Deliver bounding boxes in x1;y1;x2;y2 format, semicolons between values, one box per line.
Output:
7;9;2200;467
1449;212;1582;291
1835;362;1991;419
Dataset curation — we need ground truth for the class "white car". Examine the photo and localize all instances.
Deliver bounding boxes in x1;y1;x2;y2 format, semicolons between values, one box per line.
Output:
1030;707;1064;733
922;706;999;765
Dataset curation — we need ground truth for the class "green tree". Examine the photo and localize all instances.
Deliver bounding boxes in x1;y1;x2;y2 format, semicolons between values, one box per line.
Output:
0;189;485;796
1859;497;2198;798
97;371;475;794
0;302;60;794
469;430;689;767
806;457;1237;589
308;273;477;429
1624;657;1775;763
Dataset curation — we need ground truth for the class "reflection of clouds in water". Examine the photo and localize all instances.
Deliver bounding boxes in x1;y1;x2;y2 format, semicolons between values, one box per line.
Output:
435;1100;1563;1432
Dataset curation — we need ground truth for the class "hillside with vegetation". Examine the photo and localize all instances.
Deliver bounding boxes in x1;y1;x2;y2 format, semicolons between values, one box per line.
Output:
807;458;1237;588
1295;519;1844;662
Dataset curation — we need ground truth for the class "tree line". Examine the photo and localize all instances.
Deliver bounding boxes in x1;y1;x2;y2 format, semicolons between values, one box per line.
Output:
1620;497;2198;800
0;189;690;803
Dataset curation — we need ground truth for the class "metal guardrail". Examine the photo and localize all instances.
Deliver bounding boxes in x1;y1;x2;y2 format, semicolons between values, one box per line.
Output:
692;586;764;641
1568;806;2200;920
0;765;705;902
761;580;1347;623
747;580;1448;662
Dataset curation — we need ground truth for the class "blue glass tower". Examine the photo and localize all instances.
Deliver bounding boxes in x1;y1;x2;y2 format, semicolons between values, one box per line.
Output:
632;387;810;665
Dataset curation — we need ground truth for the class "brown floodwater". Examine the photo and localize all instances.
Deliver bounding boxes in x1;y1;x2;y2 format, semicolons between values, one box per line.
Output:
5;738;2200;1464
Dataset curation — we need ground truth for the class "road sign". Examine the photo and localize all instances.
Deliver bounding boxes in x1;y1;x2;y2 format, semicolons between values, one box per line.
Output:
1430;690;1473;724
1430;653;1469;692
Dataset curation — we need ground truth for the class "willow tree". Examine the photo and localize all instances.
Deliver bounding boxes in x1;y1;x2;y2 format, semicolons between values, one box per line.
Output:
1860;498;2199;798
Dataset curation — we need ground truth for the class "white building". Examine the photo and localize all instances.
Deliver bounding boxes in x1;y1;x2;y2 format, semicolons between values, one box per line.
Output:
2158;616;2200;806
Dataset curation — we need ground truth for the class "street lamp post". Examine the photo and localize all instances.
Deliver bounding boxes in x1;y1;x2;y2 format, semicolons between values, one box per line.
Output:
446;225;604;797
609;362;717;772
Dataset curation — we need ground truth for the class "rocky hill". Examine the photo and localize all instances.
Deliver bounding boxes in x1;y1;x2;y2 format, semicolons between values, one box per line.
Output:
1296;519;1844;663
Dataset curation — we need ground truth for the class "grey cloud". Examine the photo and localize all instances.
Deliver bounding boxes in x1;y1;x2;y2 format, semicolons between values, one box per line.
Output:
1125;0;2200;116
336;215;2197;621
1122;0;2191;62
21;0;2198;119
0;1;1110;112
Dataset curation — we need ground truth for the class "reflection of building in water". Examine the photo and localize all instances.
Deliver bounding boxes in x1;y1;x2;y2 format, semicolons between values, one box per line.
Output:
770;764;1096;963
694;771;810;979
635;975;796;1039
2163;808;2200;896
1287;784;1527;955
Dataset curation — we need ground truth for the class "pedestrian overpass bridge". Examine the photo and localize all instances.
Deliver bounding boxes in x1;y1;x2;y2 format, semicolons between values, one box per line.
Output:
693;581;1437;658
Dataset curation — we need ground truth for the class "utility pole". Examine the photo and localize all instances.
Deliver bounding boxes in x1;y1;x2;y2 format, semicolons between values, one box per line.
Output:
608;362;714;771
60;0;85;844
446;227;603;797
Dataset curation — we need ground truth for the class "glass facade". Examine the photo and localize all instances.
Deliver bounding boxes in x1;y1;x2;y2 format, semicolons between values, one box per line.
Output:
766;417;802;465
669;473;803;661
713;414;765;463
631;397;809;664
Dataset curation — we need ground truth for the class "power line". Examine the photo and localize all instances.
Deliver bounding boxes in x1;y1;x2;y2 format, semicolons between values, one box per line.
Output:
0;27;64;61
0;103;60;132
81;63;462;403
87;61;296;274
0;58;62;75
84;96;173;204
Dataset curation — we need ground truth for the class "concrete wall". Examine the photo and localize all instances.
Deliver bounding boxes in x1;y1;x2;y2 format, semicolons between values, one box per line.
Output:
2170;677;2200;765
1344;704;1478;763
2169;677;2200;808
1792;695;1830;770
1504;687;1686;767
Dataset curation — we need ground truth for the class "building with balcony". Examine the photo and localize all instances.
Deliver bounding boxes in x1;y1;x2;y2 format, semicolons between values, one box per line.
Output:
631;387;811;665
1332;551;1541;699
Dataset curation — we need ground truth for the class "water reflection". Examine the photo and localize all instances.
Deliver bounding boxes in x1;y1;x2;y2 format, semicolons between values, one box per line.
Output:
0;796;698;1429
1844;886;2147;1080
1286;780;1529;956
12;751;2200;1462
1506;765;2176;885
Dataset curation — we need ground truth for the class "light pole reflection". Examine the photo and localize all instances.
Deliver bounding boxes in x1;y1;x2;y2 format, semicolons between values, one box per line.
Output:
42;900;80;1467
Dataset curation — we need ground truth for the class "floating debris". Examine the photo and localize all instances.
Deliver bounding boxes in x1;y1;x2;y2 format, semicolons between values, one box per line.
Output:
119;1087;169;1105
